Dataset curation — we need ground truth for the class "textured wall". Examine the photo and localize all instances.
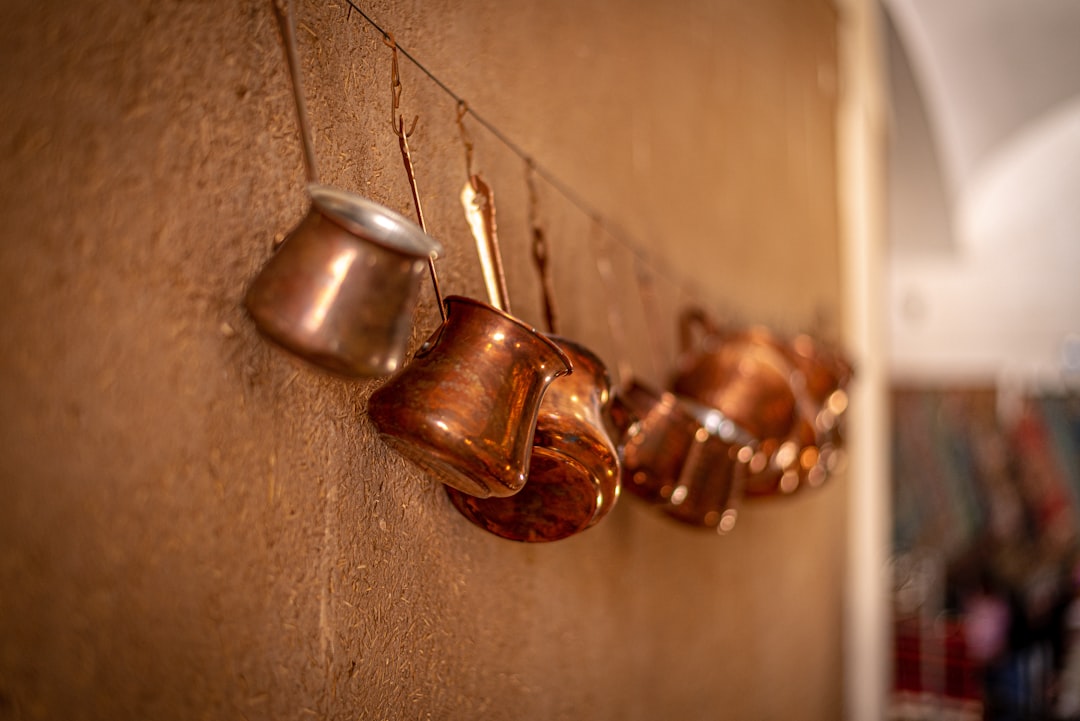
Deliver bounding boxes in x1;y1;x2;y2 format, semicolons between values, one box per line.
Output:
0;0;844;719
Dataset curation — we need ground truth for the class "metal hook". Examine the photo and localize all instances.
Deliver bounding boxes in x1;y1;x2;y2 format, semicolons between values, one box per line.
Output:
526;159;558;334
455;100;476;184
384;33;444;322
384;34;419;140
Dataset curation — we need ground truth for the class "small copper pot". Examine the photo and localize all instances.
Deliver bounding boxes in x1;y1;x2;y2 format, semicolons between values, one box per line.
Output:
367;295;572;499
659;400;755;532
246;185;443;377
742;334;853;496
609;379;704;504
445;337;620;542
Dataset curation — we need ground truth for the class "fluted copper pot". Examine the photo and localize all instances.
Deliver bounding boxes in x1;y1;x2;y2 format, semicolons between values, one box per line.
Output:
445;337;620;542
367;296;572;499
246;185;443;377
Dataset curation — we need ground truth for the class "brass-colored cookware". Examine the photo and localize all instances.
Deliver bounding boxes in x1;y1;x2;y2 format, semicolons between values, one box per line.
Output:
660;400;755;532
671;310;798;440
741;333;853;496
671;308;852;498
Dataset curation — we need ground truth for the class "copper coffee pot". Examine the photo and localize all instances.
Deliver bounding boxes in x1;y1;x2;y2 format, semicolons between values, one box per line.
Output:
740;332;853;496
442;158;620;542
246;186;442;376
671;308;852;497
598;265;756;533
366;59;573;500
658;399;755;532
246;1;441;377
672;310;799;441
445;336;620;542
368;295;572;498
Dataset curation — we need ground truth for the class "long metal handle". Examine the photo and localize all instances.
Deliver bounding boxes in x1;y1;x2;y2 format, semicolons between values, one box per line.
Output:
270;0;318;185
461;175;511;313
396;120;446;323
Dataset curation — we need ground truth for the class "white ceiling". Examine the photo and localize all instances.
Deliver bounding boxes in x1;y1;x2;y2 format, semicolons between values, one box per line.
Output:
883;0;1080;386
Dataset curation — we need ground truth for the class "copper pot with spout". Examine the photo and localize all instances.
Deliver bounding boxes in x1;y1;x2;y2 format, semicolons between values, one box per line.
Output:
445;336;620;542
367;295;572;499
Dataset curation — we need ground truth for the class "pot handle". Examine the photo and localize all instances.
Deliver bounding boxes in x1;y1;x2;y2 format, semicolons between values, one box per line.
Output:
678;307;720;356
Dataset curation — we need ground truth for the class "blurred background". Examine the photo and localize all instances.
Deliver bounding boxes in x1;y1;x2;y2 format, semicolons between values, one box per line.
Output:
884;1;1080;718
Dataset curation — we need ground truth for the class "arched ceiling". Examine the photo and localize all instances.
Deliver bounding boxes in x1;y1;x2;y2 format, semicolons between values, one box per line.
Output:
884;0;1080;385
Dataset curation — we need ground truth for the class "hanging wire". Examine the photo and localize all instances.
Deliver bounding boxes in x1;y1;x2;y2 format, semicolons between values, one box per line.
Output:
341;0;699;301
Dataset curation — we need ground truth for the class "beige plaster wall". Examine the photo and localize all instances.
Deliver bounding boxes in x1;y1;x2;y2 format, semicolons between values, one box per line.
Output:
0;0;845;718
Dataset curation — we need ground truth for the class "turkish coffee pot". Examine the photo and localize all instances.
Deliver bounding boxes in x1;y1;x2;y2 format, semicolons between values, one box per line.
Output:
246;1;442;377
443;164;621;542
366;57;572;502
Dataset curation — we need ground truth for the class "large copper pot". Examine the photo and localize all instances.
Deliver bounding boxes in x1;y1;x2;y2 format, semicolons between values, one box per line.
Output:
445;337;620;542
367;295;572;499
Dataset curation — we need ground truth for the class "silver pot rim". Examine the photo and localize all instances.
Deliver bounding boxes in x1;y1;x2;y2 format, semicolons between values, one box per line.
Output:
307;183;444;259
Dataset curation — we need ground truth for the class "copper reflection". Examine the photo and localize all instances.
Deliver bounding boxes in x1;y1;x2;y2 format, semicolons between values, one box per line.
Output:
367;296;572;499
445;337;620;542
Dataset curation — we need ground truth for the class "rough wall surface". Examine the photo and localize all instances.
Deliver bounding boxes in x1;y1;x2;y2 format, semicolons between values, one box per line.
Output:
0;0;844;719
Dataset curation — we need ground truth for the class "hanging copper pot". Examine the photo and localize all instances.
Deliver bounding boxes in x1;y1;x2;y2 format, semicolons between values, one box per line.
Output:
671;308;853;498
250;4;444;377
609;379;703;504
741;333;853;496
438;166;621;542
445;336;620;542
367;295;572;499
246;185;442;376
658;400;755;532
671;310;799;441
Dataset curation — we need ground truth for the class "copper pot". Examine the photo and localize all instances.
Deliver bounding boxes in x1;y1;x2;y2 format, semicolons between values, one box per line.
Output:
246;185;443;377
445;336;620;542
612;376;756;532
367;295;572;498
671;310;798;441
610;379;704;504
659;400;755;532
742;333;852;496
